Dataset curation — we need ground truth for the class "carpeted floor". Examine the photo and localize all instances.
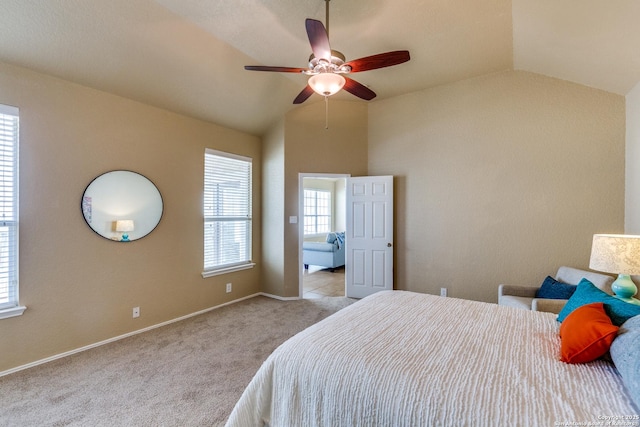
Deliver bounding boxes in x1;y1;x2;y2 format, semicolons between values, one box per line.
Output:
0;295;355;427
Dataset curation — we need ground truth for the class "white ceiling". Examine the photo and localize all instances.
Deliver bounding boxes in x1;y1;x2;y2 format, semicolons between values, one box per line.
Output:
0;0;638;136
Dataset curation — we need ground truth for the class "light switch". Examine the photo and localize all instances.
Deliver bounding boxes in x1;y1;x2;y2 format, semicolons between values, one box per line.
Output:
289;216;298;224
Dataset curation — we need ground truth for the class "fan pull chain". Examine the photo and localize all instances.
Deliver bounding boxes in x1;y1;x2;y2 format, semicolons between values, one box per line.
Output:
325;95;329;130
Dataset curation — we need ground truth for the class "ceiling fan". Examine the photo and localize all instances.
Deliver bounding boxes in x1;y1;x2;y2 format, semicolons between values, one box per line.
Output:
244;0;410;105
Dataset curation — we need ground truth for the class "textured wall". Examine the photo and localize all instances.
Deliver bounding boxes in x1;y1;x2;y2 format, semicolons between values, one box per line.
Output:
280;100;368;298
626;83;640;233
368;70;625;302
0;62;262;372
261;120;286;296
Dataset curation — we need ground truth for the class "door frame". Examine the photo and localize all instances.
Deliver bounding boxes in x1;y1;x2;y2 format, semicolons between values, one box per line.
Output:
298;173;350;298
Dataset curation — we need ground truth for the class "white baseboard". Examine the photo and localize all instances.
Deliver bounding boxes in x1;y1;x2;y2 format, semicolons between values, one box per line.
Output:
0;293;263;378
259;292;300;301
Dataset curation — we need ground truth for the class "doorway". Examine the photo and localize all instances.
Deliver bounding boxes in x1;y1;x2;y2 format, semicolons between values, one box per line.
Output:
298;173;349;298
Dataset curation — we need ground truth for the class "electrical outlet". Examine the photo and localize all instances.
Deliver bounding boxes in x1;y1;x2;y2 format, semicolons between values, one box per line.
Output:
133;307;140;318
440;288;447;297
226;283;232;293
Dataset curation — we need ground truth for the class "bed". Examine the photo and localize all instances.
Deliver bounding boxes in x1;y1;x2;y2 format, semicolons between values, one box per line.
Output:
226;290;639;426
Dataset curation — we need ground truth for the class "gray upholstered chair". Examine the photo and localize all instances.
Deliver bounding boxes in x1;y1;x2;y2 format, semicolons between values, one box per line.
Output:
498;266;614;314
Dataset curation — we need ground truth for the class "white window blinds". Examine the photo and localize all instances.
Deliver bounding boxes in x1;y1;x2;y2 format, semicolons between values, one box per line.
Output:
203;149;252;273
0;104;19;311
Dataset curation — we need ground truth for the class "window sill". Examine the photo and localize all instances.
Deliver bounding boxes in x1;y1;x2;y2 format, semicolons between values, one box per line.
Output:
202;263;256;278
0;305;26;320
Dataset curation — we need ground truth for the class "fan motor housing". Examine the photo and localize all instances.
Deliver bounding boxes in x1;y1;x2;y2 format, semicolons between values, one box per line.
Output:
307;50;351;74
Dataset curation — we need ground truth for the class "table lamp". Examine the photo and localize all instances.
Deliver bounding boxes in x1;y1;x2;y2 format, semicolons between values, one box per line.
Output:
116;220;134;242
589;234;640;305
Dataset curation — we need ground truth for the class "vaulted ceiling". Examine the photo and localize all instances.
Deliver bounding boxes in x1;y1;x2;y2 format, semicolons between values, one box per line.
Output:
0;0;638;136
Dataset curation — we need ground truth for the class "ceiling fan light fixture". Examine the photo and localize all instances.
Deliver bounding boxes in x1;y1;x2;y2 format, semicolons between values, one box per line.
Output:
244;0;410;106
308;73;346;97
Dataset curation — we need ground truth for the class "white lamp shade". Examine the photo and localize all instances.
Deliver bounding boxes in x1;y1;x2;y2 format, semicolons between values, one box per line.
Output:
116;219;135;232
308;73;346;97
589;234;640;275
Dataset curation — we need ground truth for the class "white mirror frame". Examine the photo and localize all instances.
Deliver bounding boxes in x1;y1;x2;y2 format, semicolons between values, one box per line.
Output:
81;170;163;242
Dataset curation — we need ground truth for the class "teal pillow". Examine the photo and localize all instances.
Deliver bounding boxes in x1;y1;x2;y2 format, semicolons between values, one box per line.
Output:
557;279;640;326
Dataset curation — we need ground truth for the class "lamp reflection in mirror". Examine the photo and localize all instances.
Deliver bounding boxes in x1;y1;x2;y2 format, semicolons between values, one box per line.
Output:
116;219;134;242
308;73;345;97
82;170;163;242
589;234;640;305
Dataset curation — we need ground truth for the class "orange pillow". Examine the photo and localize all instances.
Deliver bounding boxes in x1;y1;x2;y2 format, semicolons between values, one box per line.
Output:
559;302;619;364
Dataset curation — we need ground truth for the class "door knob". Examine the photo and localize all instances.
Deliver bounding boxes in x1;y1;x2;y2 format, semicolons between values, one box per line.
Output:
387;243;392;247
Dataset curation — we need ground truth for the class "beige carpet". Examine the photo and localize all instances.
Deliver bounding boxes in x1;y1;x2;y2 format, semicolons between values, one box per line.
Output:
0;295;355;427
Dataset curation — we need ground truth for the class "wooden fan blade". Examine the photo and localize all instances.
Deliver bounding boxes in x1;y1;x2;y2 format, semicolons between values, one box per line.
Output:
344;50;410;73
244;65;307;73
305;19;331;61
343;77;376;101
293;85;315;104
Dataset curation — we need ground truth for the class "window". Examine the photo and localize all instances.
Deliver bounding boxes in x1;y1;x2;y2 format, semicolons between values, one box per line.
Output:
304;189;331;235
0;104;23;319
202;149;253;277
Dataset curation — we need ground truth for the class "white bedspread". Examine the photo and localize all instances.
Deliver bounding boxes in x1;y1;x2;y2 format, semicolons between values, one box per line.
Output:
226;291;638;426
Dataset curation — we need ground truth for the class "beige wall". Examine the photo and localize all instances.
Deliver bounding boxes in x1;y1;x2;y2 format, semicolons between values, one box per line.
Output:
273;100;368;298
261;120;285;296
0;61;262;372
368;70;625;302
626;82;640;233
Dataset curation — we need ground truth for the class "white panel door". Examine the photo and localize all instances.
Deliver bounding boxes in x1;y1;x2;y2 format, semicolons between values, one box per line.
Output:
346;176;394;298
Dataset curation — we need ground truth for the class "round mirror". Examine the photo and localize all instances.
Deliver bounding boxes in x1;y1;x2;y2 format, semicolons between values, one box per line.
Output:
81;170;163;242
